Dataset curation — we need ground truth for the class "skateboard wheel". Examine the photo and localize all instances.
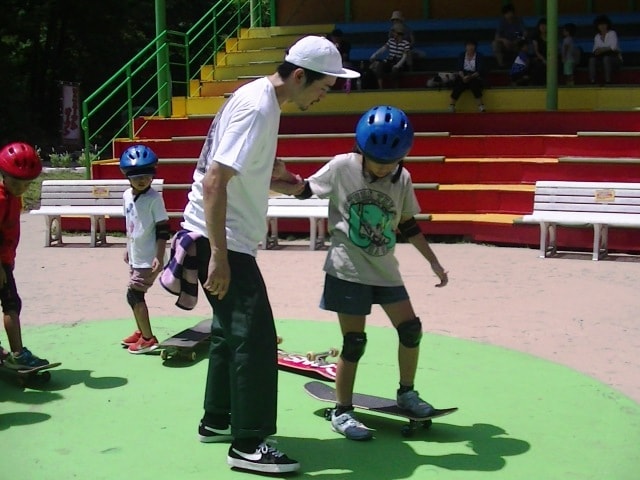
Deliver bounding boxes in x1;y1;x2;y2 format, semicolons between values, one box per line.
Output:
323;408;334;421
160;350;168;360
276;336;283;345
40;371;52;383
422;419;433;430
328;348;339;357
190;352;197;362
306;352;316;361
401;425;414;438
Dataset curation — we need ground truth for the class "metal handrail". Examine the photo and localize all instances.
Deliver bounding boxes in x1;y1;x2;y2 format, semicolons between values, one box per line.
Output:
81;0;265;176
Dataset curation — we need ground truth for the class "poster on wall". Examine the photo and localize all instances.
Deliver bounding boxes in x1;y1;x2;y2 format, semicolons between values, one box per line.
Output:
60;81;81;147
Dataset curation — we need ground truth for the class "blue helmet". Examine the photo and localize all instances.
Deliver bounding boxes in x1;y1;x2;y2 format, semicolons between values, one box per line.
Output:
119;145;158;177
355;106;414;164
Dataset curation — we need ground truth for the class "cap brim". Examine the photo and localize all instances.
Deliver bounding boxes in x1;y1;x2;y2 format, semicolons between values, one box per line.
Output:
321;67;361;79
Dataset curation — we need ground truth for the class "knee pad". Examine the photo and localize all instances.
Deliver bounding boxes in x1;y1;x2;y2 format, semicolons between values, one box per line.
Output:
397;317;422;348
340;332;367;363
126;288;145;308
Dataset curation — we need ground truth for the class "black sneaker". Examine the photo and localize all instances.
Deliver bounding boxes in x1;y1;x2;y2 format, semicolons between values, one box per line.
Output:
198;420;232;443
227;442;300;473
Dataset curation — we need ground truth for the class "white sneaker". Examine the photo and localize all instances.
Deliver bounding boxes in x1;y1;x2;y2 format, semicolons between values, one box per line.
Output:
397;390;435;417
331;409;373;440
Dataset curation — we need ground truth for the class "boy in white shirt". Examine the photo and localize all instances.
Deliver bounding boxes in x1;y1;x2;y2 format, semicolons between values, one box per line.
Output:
119;145;169;354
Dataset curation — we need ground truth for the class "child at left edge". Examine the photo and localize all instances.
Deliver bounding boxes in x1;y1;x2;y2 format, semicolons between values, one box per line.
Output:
119;145;170;354
0;142;50;369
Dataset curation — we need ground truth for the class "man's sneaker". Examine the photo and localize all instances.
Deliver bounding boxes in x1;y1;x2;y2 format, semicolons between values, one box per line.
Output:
6;347;48;370
128;336;159;354
397;390;435;417
227;442;300;473
198;420;232;443
330;409;373;440
121;330;142;346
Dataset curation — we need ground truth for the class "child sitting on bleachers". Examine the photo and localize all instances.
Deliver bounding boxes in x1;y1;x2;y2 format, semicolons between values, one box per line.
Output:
510;39;530;85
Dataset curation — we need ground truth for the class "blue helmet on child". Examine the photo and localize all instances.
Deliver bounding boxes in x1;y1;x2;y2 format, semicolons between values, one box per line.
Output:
355;106;414;164
119;145;158;177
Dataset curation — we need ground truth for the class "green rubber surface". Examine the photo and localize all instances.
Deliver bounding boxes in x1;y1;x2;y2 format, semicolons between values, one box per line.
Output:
1;317;639;479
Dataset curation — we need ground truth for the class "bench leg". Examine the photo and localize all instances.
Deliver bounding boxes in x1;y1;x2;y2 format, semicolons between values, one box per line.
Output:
263;218;279;250
44;215;63;247
90;216;107;247
316;218;326;249
308;218;317;251
592;224;608;260
539;222;557;258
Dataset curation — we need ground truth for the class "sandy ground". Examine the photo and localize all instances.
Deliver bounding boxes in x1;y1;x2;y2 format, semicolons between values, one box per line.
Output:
15;213;640;403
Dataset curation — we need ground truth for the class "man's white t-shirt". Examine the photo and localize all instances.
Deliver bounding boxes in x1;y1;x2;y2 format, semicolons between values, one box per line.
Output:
181;77;281;256
308;153;421;286
124;188;169;268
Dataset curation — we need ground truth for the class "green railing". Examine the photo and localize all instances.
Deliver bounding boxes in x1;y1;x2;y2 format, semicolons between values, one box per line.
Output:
81;0;267;176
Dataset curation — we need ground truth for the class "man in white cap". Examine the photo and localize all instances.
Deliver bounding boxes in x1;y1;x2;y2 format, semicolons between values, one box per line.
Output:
179;36;358;474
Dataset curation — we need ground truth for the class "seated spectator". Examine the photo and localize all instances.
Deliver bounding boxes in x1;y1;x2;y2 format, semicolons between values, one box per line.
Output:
327;28;353;69
369;24;411;89
327;28;356;91
588;14;622;85
510;39;531;85
492;3;527;68
448;40;487;113
389;10;425;70
561;23;580;85
531;18;548;85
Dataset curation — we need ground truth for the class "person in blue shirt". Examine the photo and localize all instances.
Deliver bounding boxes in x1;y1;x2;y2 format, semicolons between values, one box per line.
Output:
492;3;527;67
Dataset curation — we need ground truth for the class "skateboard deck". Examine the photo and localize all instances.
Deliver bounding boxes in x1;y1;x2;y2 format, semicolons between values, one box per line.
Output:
158;319;211;361
0;361;62;386
277;337;338;382
305;381;458;437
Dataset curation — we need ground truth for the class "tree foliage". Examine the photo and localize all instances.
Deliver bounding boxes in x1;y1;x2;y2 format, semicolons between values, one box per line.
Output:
0;0;215;148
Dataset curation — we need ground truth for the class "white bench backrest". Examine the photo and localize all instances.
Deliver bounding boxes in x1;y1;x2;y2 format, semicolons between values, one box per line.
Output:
533;181;640;215
268;196;328;208
39;179;164;207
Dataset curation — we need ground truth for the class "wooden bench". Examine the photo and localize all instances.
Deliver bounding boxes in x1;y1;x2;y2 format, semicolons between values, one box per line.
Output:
30;179;164;247
521;181;640;260
263;196;329;251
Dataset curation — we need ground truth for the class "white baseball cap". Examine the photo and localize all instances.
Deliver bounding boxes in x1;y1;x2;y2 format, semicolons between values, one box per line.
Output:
285;35;360;79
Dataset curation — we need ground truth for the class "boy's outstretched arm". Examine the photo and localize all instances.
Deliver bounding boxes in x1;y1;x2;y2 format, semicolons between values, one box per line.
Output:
270;158;304;195
398;216;448;287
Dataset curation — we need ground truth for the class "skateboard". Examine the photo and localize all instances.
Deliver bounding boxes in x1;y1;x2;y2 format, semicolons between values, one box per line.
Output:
158;318;211;361
304;381;458;437
0;361;62;387
277;337;338;382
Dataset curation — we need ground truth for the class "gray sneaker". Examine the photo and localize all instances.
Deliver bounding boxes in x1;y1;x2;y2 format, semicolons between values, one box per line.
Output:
397;390;435;417
330;410;373;441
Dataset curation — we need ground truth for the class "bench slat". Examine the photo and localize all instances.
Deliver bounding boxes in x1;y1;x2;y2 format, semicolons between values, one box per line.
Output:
40;198;124;207
533;203;640;214
536;187;640;196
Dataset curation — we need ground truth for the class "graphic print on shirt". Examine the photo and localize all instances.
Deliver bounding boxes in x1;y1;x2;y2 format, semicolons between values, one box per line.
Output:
347;189;396;256
125;201;140;238
196;96;233;175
